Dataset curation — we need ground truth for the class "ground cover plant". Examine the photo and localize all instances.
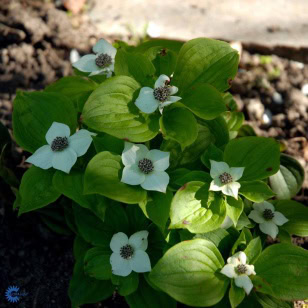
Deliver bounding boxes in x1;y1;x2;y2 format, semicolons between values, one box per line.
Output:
11;37;308;307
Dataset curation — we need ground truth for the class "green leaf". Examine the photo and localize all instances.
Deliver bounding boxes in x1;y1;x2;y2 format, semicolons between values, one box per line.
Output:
74;204;129;248
231;228;253;254
126;204;149;234
224;137;280;181
111;272;139;296
84;247;112;280
223;111;244;131
149;239;229;307
244;237;262;264
148;47;177;77
13;91;77;153
236;211;255;230
181;83;227;120
169;181;226;233
82;76;159;142
274;200;308;236
144;191;173;233
160;107;198;150
114;49;155;85
229;280;245;308
200;116;229;147
45;76;98;112
269;154;305;200
135;39;184;54
172;171;212;188
201;143;224;169
53;170;108;220
226;196;244;226
161;123;212;168
194;228;238;258
238;124;257;137
173;38;239;93
126;275;176;308
254;243;308;300
69;252;114;307
254;292;292;308
239;181;275;202
92;134;124;155
18;166;60;214
84;151;146;204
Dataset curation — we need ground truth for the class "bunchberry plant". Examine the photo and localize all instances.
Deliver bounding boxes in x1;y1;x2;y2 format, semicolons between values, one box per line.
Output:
11;36;308;308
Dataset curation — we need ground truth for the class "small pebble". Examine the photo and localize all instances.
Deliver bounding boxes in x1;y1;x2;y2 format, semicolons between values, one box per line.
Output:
272;91;283;104
301;83;308;96
262;109;272;125
70;49;80;64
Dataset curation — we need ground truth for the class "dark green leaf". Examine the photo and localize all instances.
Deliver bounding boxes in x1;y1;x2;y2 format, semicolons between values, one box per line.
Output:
13;91;77;153
173;38;239;93
255;243;308;300
224;137;280;181
181;83;227;120
18;166;60;214
160;107;198;150
239;181;275;202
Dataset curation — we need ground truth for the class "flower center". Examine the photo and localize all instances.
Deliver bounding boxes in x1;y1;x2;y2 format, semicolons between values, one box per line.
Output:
95;53;112;68
236;264;247;274
219;172;233;184
120;244;134;260
263;209;275;220
138;158;154;174
51;136;69;152
153;86;171;102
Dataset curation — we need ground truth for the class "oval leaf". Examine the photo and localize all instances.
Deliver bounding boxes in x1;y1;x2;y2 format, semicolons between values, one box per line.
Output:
254;243;308;301
160;107;198;150
18;166;61;215
13;91;77;153
169;181;226;233
239;181;275;202
224;137;280;181
182;83;227;120
149;239;229;307
82;76;159;142
173;38;239;93
84;151;146;204
274;200;308;236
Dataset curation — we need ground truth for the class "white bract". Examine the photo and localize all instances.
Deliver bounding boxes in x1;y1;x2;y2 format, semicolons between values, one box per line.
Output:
135;74;181;114
221;251;256;295
110;231;151;277
248;201;288;239
72;39;116;77
209;160;245;199
26;122;95;174
121;142;170;193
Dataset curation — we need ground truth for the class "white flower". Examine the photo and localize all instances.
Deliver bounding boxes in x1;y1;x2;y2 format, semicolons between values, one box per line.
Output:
110;231;151;277
26;122;95;174
72;39;116;77
248;201;288;239
221;251;256;295
209;160;245;200
121;142;170;193
135;74;181;114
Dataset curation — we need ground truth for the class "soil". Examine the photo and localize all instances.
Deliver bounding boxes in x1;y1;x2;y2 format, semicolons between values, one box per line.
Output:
0;1;307;307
